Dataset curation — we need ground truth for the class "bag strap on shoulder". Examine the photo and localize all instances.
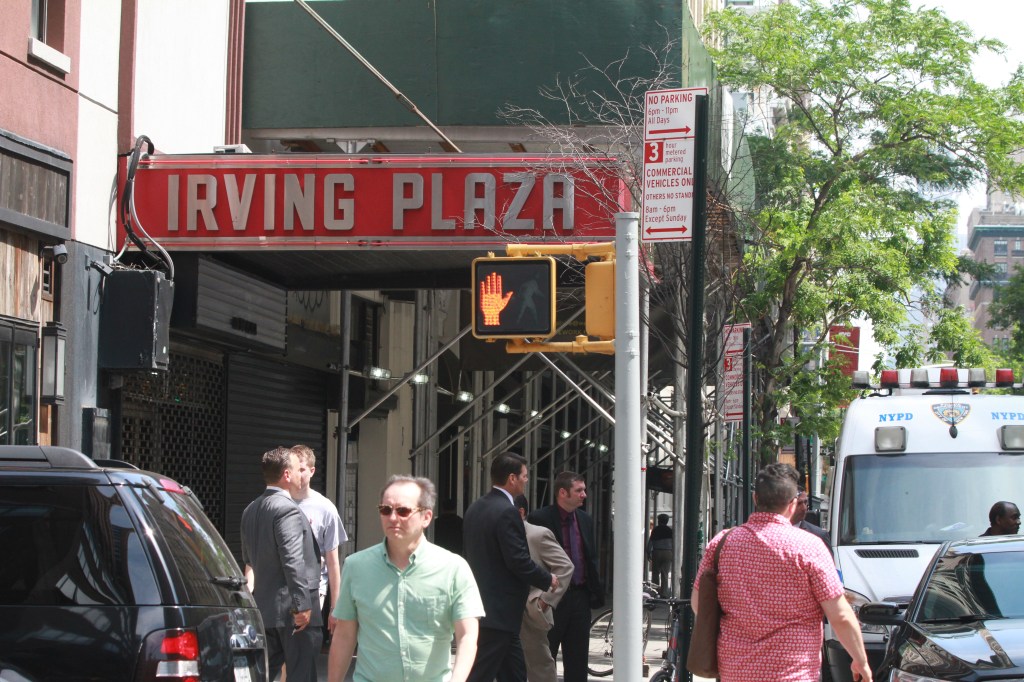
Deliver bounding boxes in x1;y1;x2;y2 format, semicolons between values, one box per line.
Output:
712;528;733;572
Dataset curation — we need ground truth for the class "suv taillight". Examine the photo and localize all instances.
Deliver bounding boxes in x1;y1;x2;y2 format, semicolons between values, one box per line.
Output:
138;628;201;682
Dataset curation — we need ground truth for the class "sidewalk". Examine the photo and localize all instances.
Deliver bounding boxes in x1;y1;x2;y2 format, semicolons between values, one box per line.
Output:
311;602;716;681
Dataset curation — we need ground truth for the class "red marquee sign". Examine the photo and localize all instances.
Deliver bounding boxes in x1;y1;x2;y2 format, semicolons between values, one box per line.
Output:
120;154;628;250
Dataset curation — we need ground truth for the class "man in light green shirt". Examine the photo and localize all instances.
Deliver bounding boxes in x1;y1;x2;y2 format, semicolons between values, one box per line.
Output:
328;475;484;682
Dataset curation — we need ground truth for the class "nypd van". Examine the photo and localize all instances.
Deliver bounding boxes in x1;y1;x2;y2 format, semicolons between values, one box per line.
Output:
822;367;1024;682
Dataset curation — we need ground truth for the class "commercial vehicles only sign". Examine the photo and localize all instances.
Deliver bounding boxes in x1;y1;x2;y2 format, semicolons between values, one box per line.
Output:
642;87;707;242
722;322;751;422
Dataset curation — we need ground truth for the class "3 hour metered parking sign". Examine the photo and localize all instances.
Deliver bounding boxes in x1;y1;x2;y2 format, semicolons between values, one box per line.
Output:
642;87;708;243
472;256;556;339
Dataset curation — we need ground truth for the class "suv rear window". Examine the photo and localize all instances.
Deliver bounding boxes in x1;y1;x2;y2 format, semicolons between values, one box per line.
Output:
133;484;244;605
0;484;159;606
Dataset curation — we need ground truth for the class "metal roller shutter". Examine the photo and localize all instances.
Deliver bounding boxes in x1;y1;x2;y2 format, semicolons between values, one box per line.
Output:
223;352;331;559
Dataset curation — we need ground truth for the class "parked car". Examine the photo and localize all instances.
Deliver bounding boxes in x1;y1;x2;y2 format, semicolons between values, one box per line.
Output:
0;445;266;681
859;535;1024;682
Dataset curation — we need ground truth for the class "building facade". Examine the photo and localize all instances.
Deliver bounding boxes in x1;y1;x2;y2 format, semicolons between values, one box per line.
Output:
965;185;1024;349
4;2;738;592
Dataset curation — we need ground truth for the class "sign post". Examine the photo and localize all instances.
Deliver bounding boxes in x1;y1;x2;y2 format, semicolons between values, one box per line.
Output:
677;92;709;682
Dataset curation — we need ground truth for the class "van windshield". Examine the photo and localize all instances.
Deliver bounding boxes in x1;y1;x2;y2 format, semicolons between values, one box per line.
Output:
839;452;1024;545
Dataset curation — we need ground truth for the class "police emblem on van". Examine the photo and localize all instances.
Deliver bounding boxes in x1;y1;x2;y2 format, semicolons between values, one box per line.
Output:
931;403;970;425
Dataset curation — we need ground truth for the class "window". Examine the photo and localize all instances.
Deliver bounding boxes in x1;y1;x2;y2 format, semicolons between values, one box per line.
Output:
27;0;70;75
994;240;1008;257
31;0;46;41
839;452;1024;545
41;259;54;302
0;484;157;606
0;319;37;445
996;262;1008;278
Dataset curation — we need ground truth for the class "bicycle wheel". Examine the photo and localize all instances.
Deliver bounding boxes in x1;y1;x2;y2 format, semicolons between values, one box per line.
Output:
641;606;653;654
587;608;615;677
649;669;674;682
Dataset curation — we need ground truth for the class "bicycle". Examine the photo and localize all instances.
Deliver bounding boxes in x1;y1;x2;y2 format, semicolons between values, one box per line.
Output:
586;581;660;677
648;595;690;682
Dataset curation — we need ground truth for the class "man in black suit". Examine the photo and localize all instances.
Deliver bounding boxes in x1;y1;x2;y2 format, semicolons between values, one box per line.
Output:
793;488;831;553
527;471;603;682
241;447;323;682
464;452;557;682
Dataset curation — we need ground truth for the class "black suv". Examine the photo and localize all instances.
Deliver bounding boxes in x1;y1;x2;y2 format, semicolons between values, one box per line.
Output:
0;446;267;681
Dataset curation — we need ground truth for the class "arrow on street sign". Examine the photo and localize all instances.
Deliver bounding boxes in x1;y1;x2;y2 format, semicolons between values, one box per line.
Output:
648;124;691;137
644;226;690;235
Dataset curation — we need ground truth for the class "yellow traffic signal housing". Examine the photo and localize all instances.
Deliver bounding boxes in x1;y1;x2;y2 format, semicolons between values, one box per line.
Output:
585;260;615;340
472;256;557;339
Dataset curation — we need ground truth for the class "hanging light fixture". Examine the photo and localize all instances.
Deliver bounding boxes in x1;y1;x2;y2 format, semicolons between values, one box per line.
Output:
40;321;67;405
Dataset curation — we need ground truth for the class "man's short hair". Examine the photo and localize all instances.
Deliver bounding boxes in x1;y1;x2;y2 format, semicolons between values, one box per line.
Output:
990;501;1016;524
554;471;584;494
754;463;800;512
514;495;530;514
380;475;437;510
261;446;294;485
657;513;670;525
491;451;527;486
291;444;316;467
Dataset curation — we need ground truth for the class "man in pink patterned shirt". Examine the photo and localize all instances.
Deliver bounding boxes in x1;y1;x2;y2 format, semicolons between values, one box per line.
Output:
692;463;871;682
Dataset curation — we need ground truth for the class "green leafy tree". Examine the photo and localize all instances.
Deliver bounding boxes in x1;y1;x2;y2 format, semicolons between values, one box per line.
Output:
703;0;1024;459
988;266;1024;369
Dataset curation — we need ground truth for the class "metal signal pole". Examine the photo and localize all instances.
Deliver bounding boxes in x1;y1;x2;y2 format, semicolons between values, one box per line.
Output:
613;211;643;678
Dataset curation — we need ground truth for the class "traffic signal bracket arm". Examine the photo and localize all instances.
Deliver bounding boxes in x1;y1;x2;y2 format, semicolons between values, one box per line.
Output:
505;241;614;263
505;337;615;356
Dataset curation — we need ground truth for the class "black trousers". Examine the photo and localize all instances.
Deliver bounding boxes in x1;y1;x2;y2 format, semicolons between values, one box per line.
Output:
548;588;592;682
468;627;527;682
267;624;322;682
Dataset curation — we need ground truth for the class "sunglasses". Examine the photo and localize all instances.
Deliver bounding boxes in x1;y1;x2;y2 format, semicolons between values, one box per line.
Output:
378;504;425;518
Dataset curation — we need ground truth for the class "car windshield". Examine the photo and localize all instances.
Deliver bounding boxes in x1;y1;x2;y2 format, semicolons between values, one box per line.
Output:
839;452;1024;545
919;550;1024;621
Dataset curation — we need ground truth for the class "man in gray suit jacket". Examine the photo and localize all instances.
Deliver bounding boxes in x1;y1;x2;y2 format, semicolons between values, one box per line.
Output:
241;447;323;682
515;495;574;682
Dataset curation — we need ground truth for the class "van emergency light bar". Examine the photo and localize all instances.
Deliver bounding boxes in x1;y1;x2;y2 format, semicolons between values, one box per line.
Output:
852;368;1022;390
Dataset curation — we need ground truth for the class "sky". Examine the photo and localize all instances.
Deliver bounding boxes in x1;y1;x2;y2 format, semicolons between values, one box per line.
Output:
915;0;1024;244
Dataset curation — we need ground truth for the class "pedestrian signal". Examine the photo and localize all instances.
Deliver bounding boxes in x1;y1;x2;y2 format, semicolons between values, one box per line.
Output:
472;257;556;339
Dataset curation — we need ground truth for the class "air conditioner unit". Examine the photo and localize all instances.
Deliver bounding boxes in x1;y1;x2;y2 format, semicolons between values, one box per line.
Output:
213;144;252;154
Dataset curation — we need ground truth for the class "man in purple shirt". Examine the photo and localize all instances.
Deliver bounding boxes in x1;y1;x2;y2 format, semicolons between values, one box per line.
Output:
528;471;603;682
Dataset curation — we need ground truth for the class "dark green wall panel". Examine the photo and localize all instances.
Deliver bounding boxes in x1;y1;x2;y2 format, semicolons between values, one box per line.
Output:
243;0;683;130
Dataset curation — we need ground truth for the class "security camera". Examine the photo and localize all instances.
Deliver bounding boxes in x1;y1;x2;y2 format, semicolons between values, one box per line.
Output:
52;244;68;264
42;244;68;265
